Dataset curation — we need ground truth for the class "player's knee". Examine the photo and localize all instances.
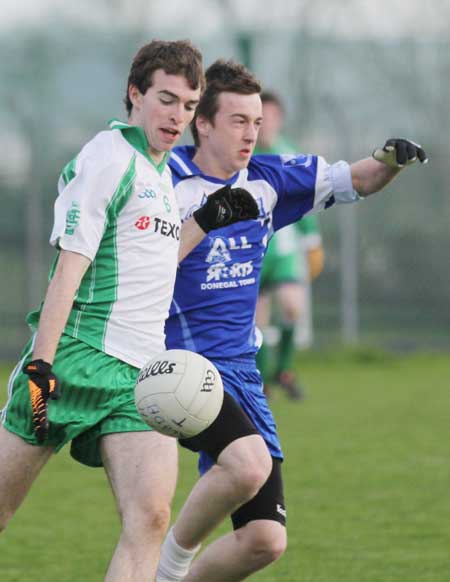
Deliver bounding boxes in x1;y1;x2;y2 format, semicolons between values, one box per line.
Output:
122;501;171;539
230;454;272;502
241;522;287;568
146;504;171;535
282;303;300;323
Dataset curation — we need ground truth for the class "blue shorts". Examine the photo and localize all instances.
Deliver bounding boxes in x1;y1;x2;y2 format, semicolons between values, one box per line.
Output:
198;356;283;475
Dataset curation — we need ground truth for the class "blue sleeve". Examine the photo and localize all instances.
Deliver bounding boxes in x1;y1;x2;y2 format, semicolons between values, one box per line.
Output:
249;154;323;231
271;154;320;231
249;153;357;232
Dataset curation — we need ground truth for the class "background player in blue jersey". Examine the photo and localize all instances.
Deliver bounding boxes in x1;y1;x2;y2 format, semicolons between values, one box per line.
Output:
157;60;428;582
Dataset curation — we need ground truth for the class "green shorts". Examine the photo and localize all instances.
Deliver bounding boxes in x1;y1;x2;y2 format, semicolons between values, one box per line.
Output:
260;225;307;290
1;334;151;467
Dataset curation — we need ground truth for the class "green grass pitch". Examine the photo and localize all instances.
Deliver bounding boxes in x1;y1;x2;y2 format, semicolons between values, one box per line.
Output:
1;350;449;581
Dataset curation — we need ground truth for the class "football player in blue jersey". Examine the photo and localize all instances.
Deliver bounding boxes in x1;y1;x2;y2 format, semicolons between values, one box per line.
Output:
157;60;428;582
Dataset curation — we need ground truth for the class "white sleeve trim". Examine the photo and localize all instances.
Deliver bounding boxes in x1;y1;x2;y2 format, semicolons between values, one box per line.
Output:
327;160;362;204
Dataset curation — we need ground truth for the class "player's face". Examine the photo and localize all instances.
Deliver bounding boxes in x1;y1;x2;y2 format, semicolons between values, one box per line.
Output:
129;69;201;163
199;92;263;178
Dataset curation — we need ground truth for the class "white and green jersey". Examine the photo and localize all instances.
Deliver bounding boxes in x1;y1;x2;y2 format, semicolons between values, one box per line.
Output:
27;120;181;368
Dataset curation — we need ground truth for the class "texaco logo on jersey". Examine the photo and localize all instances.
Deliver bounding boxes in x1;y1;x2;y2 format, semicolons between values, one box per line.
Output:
135;216;180;240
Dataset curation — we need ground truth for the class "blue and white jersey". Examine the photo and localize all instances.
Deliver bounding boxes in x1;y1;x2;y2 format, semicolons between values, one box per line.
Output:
166;145;358;359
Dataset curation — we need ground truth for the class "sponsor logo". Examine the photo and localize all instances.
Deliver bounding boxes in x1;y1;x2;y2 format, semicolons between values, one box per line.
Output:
137;360;176;382
200;235;257;291
276;504;287;518
138;188;157;199
206;236;252;264
135;216;151;230
206;261;254;282
134;216;180;239
206;237;232;264
65;201;81;235
154;217;180;240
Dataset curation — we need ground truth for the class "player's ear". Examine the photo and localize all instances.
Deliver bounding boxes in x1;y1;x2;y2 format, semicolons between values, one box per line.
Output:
195;115;210;140
128;84;143;110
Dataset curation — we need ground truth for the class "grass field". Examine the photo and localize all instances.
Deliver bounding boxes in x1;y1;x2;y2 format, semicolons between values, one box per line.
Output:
1;349;449;582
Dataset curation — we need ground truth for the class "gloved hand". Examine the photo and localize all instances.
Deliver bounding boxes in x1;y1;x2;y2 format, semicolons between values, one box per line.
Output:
193;185;259;233
372;138;428;169
23;359;61;443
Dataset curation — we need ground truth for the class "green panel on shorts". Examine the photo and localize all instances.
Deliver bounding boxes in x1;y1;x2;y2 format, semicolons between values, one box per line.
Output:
1;334;151;468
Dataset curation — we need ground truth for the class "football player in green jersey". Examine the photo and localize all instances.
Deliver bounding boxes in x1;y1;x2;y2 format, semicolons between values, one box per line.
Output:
0;41;257;582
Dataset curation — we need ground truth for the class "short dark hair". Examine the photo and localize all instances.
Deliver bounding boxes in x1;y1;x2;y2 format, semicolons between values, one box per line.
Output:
191;59;261;146
125;39;204;114
260;90;285;114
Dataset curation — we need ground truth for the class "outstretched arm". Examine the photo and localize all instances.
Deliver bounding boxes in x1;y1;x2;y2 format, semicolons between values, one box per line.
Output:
351;157;400;197
351;138;428;197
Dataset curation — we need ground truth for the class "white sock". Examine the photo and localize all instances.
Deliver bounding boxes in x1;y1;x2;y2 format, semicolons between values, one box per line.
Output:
156;527;201;582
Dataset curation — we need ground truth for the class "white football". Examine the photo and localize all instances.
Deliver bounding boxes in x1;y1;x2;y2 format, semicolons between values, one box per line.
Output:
135;349;224;439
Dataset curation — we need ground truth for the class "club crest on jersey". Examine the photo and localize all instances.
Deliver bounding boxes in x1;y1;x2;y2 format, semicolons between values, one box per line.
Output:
280;153;312;168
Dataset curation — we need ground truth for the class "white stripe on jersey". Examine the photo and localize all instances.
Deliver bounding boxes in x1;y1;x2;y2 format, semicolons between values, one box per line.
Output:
170;151;194;176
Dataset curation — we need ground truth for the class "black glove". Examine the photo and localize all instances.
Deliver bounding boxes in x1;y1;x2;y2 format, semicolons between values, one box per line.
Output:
23;359;61;443
193;185;259;233
372;138;428;169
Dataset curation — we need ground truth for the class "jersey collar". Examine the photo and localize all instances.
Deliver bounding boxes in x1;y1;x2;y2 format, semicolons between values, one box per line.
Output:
170;146;240;185
108;119;169;175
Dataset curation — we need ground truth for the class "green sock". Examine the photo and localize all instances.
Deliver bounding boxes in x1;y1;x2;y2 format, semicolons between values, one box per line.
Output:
276;324;296;376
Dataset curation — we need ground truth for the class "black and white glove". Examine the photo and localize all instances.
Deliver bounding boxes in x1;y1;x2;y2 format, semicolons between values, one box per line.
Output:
23;359;61;443
372;138;428;169
193;185;259;233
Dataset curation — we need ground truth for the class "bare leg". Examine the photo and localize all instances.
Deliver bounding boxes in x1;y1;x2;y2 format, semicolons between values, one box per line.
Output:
157;435;272;582
0;425;53;532
255;292;272;328
173;435;272;549
102;431;178;582
275;282;303;324
186;520;287;582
